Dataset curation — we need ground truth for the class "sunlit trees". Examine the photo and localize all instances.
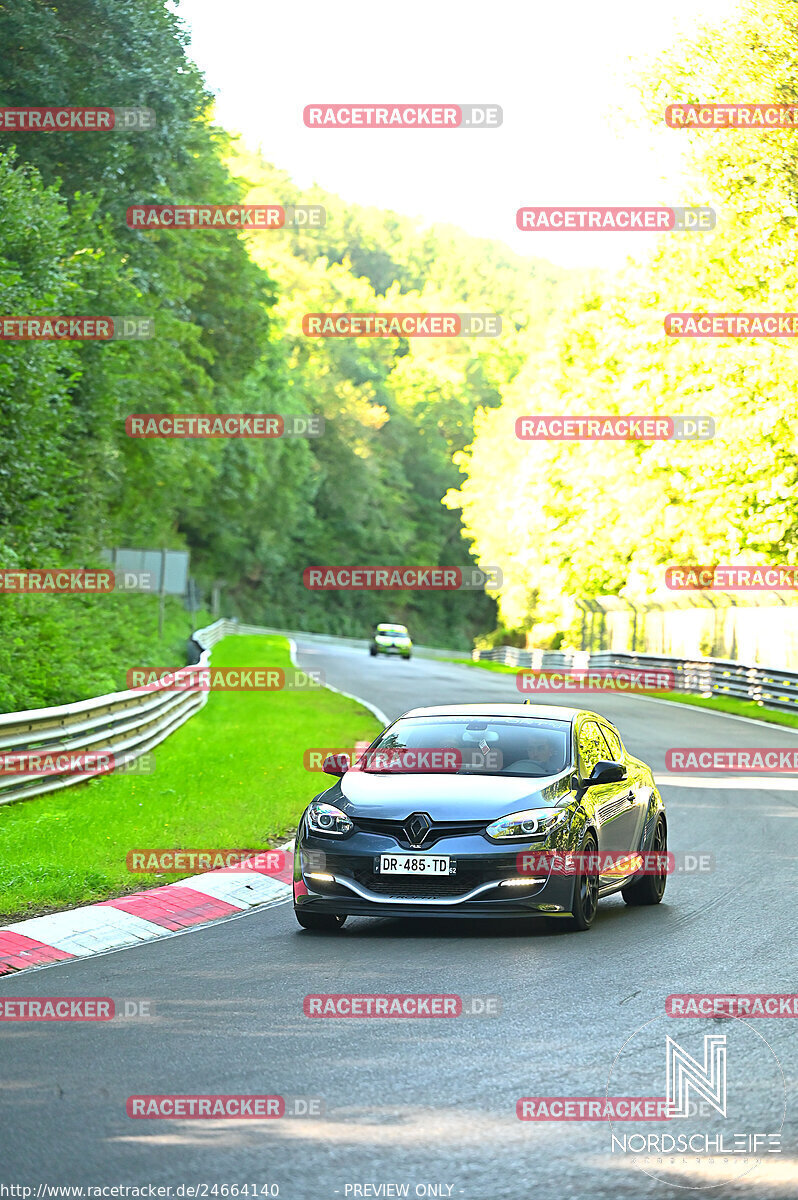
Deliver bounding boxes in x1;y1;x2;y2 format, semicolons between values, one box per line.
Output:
448;0;798;646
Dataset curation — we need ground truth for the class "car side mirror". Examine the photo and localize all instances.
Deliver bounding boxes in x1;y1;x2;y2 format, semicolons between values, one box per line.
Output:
323;753;350;777
585;759;626;787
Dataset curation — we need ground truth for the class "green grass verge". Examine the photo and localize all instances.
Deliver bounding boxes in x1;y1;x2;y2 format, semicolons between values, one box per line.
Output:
0;634;381;921
640;689;798;729
441;656;798;728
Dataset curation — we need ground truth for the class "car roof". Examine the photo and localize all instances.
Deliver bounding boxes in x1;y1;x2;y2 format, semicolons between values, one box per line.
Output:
397;703;596;724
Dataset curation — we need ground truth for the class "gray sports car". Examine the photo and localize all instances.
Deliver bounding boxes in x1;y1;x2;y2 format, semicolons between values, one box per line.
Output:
293;703;667;933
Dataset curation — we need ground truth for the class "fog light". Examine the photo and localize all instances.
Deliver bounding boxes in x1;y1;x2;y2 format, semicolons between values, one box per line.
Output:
307;872;335;882
501;877;545;887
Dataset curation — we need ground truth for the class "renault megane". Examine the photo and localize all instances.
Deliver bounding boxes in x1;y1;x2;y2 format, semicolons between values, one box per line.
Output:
293;704;667;933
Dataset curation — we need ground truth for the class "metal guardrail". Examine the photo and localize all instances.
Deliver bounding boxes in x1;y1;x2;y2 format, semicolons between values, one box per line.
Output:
9;621;794;811
0;617;238;807
0;619;467;809
473;646;798;714
472;647;590;670
590;650;798;715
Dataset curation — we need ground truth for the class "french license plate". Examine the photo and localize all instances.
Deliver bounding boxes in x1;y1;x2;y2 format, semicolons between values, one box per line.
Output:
378;854;453;875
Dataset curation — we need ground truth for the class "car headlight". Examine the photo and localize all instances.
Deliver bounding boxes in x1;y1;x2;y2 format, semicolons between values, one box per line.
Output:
486;808;567;840
306;801;354;837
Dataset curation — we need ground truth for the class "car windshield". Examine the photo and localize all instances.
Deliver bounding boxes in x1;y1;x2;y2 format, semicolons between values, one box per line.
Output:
357;716;571;776
377;625;408;636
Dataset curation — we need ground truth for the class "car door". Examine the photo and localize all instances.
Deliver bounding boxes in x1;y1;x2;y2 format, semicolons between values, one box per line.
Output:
599;721;648;854
577;718;631;856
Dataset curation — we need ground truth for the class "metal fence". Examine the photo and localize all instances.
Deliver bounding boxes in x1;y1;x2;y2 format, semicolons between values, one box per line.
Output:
7;623;795;810
473;647;589;670
0;617;238;807
0;618;467;810
473;646;798;715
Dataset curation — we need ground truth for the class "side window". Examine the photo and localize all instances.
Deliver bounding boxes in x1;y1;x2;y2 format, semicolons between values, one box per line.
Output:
578;721;607;776
600;725;624;762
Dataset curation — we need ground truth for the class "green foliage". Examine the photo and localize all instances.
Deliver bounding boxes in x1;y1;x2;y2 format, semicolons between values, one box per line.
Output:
0;0;571;701
227;149;569;644
450;0;798;644
0;594;209;711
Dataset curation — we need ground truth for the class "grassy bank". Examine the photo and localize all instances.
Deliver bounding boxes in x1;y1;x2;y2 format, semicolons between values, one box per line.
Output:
0;634;381;920
444;657;798;729
640;689;798;730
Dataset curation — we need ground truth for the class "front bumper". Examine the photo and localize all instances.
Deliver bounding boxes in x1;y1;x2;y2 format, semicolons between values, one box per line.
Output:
373;642;411;655
294;830;578;919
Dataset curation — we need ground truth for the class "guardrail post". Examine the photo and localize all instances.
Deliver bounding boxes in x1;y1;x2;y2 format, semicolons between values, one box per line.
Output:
157;548;167;639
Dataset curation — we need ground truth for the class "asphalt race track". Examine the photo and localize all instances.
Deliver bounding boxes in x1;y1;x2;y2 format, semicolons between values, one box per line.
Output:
1;639;796;1199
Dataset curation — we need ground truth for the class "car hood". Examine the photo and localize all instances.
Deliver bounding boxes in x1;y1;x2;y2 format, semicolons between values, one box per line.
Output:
328;769;571;820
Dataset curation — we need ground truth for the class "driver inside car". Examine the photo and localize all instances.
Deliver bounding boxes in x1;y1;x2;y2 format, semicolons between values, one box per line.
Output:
501;731;563;775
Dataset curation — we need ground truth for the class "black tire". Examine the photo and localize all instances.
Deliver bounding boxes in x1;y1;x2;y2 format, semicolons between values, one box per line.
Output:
622;816;667;906
563;833;599;931
369;646;377;657
403;653;411;660
294;910;347;932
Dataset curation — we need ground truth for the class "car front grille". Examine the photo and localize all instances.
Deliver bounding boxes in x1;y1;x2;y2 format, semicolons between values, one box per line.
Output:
350;867;485;898
352;817;486;849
